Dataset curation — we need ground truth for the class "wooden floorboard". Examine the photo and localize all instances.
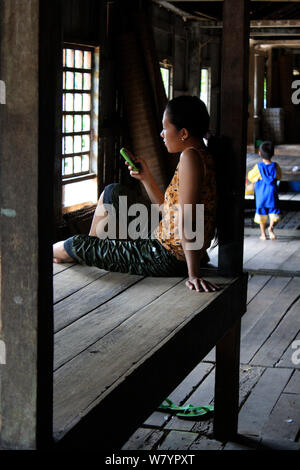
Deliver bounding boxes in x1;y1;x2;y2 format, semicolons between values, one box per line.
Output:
278;247;300;273
54;276;183;370
53;275;235;438
240;277;300;364
210;233;300;275
53;229;300;450
53;262;75;275
54;271;143;332
245;241;292;272
261;392;300;442
121;428;165;451
277;332;300;369
237;367;293;437
250;296;300;367
284;370;300;394
241;276;291;339
246;274;271;303
53;264;108;303
243;238;268;264
202;273;271;363
157;430;198;451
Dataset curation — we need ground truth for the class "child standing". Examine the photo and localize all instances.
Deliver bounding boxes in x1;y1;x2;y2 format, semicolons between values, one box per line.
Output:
248;141;281;240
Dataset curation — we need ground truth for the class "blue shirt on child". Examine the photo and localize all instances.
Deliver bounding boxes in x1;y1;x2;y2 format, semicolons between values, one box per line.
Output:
255;161;279;212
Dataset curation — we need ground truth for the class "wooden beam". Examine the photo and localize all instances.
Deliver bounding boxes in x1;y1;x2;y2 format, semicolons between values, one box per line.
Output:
217;0;249;276
251;20;300;27
38;0;63;447
0;0;57;449
168;0;300;2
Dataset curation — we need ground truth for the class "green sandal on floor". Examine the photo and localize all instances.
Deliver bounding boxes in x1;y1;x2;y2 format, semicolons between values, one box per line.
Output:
158;398;214;418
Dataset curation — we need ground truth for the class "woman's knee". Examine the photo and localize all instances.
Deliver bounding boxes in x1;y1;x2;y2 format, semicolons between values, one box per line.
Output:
95;190;107;217
53;240;74;262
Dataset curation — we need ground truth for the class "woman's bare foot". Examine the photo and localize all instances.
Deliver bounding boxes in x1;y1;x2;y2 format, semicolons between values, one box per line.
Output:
53;240;75;263
259;234;267;240
268;227;276;240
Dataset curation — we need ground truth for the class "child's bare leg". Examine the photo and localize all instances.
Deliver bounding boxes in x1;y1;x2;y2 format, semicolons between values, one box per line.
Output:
259;222;267;240
268;220;276;240
53;240;75;263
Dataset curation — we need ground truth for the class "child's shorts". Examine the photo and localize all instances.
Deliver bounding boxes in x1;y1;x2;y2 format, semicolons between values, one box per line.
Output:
254;207;281;224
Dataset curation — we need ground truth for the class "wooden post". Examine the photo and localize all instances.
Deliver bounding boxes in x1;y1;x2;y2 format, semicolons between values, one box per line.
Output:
247;40;255;146
0;0;58;449
217;0;249;276
253;52;265;146
213;319;241;440
213;0;249;442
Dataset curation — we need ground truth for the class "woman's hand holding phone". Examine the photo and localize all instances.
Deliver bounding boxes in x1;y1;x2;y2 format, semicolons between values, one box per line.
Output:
121;148;164;205
121;149;151;183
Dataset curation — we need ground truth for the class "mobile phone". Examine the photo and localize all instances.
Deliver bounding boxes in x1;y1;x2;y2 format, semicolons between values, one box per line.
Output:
120;147;140;172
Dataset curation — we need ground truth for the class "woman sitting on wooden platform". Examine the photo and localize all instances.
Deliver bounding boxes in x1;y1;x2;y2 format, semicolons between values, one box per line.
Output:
53;96;218;293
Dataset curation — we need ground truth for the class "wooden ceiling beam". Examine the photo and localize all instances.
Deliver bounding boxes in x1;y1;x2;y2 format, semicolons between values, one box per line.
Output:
168;1;300;3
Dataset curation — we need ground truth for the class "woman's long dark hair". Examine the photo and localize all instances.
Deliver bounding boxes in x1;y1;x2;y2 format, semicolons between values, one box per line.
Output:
165;96;210;139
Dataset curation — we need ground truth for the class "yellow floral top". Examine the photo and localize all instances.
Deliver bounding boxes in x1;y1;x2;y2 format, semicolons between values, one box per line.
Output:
154;147;217;262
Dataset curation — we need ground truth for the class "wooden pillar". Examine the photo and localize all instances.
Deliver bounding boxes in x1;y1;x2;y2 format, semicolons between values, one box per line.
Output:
217;0;249;276
247;40;255;145
214;319;241;440
266;47;273;109
253;52;265;145
279;54;296;143
0;0;57;449
270;48;280;108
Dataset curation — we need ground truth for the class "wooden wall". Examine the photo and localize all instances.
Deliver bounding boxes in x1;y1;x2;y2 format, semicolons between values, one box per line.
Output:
151;4;222;135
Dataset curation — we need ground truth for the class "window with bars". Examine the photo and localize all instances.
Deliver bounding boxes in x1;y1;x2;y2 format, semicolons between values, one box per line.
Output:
61;44;99;210
62;46;94;179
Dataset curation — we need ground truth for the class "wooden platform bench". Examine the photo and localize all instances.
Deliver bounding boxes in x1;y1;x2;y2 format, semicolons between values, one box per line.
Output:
52;263;248;449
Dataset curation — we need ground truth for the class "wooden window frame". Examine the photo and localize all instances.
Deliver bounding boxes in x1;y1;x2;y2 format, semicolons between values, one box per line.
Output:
62;43;98;184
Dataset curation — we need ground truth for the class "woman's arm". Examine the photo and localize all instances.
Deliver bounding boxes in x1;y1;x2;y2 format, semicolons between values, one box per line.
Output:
178;149;218;293
126;158;164;205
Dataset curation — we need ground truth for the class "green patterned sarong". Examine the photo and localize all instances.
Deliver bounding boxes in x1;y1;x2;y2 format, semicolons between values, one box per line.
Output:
63;183;188;277
68;235;187;277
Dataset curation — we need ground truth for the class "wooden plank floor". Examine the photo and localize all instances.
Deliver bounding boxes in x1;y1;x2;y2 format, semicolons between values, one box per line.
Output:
245;193;300;202
52;262;238;442
52;228;299;450
247;144;300;157
246;152;300;181
122;232;300;451
209;233;300;276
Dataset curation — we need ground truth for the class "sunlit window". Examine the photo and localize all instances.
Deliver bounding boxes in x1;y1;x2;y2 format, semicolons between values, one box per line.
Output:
160;61;173;99
264;76;267;108
62;46;94;177
62;45;99;210
200;67;211;113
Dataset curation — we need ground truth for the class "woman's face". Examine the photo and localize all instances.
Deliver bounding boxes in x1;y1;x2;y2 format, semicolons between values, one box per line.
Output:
160;111;182;153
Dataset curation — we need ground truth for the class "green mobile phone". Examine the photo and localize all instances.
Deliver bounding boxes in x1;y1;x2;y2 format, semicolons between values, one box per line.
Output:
120;147;140;172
